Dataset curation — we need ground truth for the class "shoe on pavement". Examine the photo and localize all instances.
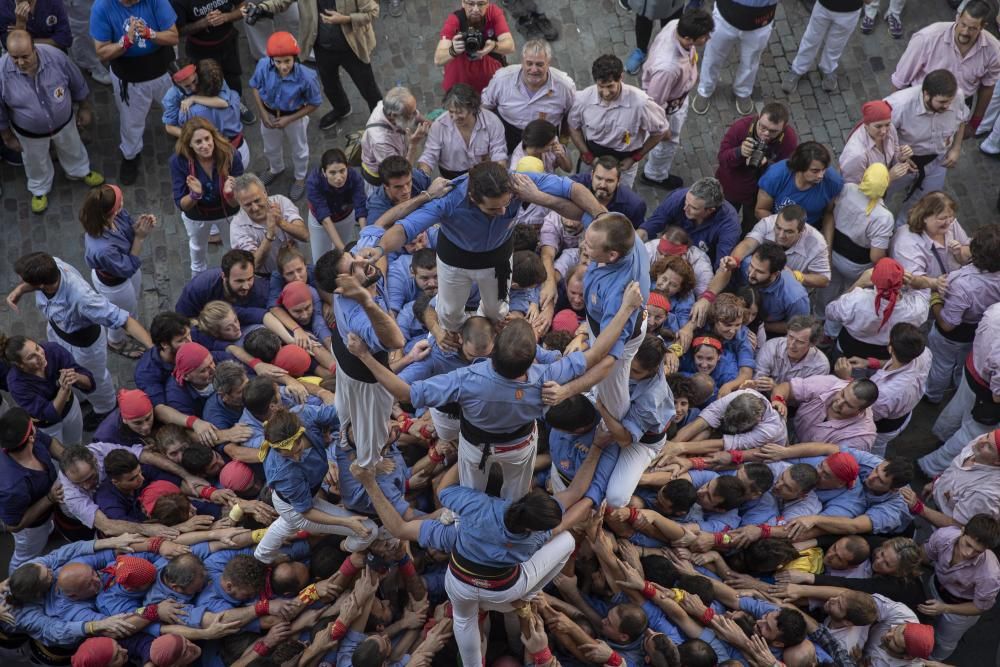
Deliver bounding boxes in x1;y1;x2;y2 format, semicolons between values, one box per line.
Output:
860;13;875;34
119;154;141;185
2;144;22;166
260;169;284;187
83;171;105;186
980;139;1000;156
240;101;257;125
31;195;48;214
389;0;403;17
821;72;838;92
887;13;903;39
90;66;112;85
781;72;800;95
640;173;684;190
690;93;710;115
289;179;306;200
534;13;559;41
625;47;647;75
735;95;755;116
320;107;352;131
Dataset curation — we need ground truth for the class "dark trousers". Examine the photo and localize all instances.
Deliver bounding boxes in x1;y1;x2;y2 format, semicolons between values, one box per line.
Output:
729;198;760;235
314;43;382;114
187;36;243;95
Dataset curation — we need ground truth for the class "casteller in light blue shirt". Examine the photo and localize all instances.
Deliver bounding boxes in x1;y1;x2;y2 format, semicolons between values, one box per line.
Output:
248;56;322;113
89;0;176;57
35;257;128;334
583;232;650;359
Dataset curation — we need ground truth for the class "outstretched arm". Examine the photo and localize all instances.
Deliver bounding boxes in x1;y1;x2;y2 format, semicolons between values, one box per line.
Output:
351;463;424;542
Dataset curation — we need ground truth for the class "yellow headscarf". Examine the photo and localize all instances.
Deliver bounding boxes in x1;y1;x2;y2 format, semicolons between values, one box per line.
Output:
516;156;545;173
258;426;305;462
858;163;889;215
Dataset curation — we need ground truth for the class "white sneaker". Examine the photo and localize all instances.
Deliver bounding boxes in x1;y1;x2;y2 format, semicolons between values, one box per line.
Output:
90;65;111;85
980;138;1000;156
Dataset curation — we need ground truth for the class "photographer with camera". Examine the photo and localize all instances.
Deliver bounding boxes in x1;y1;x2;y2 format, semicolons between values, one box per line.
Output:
433;0;514;93
715;101;798;234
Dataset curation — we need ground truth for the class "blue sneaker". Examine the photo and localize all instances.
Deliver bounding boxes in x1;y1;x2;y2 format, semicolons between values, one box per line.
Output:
625;48;646;75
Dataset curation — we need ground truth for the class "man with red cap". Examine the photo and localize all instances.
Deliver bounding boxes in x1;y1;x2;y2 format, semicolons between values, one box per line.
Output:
271;280;335;375
273;344;315;378
839;100;914;185
72;637;128;667
219;460;262;498
249;31;321;200
92;389;155;447
861;593;935;665
149;633;200;666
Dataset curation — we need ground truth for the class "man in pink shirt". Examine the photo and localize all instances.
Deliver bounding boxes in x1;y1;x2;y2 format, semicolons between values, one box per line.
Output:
929;430;1000;525
922;515;1000;660
754;315;831;389
659;388;787;458
891;0;1000;135
639;9;714;191
771;375;878;452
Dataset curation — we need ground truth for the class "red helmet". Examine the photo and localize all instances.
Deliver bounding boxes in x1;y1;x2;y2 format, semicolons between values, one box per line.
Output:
267;31;300;57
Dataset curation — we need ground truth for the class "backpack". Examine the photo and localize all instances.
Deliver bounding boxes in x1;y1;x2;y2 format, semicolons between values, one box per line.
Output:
344;122;392;167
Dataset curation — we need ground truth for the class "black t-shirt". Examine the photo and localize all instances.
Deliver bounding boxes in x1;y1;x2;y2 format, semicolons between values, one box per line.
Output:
171;0;237;47
316;0;351;51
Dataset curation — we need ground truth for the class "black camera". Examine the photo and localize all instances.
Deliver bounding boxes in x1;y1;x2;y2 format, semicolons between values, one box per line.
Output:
244;2;273;25
462;28;485;53
747;138;766;170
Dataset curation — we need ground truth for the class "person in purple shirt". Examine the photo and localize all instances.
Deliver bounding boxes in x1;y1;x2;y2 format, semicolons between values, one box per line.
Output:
570;157;647;229
175;249;269;325
0;0;71;48
92;388;155;447
3;336;94;446
638;178;741;269
94;449;155;522
306;148;368;258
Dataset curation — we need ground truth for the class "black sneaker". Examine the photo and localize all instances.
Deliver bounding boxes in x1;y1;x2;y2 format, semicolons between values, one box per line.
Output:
240;101;257;125
119;154;141;185
320;107;352;130
533;13;559;41
1;144;23;166
640;173;684;190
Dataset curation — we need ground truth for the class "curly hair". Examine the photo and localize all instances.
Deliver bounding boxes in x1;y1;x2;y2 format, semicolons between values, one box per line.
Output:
651;255;696;299
222;554;267;593
708;293;746;325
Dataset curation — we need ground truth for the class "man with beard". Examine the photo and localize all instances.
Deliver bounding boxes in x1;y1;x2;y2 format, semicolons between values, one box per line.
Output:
175;249;270;327
433;0;514;93
713;243;810;335
481;39;576;152
359;86;428;189
228;173;309;276
366;155;432;224
570;158;647;229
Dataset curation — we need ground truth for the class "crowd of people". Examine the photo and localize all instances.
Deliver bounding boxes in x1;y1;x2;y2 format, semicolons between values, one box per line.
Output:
1;0;1000;665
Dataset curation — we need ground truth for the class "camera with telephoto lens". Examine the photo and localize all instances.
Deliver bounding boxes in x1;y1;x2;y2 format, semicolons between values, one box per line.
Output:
461;27;485;53
244;2;273;25
747;138;767;170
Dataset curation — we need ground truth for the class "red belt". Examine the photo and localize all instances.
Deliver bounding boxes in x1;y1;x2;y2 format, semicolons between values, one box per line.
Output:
229;132;244;149
492;435;533;454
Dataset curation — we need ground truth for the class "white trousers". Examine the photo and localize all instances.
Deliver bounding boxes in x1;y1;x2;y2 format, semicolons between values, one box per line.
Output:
924;326;970;403
921;379;992;476
446;531;575;667
14;119;91;196
260;115;310;181
39;395;82;446
334;371;394;469
888;158;947;226
9;519;54;575
254;491;377;563
458;430;537;501
926;576;980;661
236;140;251;172
697;7;774;99
790;4;860;76
643;102;688;181
863;0;906;18
435;256;511;331
871;413;910;458
308;210;358;261
65;0;103;74
182;212;232;275
591;315;647;420
243;3;301;61
90;270;142;346
110;72;172;160
933;373;975;442
606;438;664;507
46;325;117;415
429;407;460;442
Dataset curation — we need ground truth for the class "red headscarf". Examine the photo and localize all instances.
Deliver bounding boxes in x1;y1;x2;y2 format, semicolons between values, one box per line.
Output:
150;635;186;666
118;389;152;420
902;623;934;659
274;345;312;376
658;238;688;257
172;342;211;386
862;100;892;124
647;292;671;313
825;452;860;488
71;638;116;667
220;460;255;493
872;258;904;332
551;310;580;334
101;556;157;591
277;281;312;308
140;480;182;516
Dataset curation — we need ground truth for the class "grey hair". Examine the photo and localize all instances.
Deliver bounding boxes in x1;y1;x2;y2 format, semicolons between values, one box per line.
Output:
59;445;97;475
688;177;724;209
383;86;414;119
213;360;248;394
786;315;821;343
232;173;265;197
787;463;819;494
719;393;766;435
521;39;552;60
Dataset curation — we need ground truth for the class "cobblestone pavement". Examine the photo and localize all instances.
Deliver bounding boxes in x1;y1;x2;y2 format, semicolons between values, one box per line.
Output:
0;1;998;660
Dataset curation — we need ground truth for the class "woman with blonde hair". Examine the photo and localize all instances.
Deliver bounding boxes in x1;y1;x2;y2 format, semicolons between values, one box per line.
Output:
890;191;970;292
79;184;157;358
169;117;246;276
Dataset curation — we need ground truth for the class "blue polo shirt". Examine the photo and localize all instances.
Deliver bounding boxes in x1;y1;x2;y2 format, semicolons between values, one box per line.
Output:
175;268;269;325
570;172;647;229
757;160;844;228
547;418;619;506
203;394;242;429
622;367;675;442
248;57;322;113
90;0;176;56
366;169;431;224
583;233;650;359
732;257;811;324
262;403;339;513
336;443;411;517
639;188;741;268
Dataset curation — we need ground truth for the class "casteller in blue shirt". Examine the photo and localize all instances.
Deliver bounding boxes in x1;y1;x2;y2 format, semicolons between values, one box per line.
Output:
639;186;741;269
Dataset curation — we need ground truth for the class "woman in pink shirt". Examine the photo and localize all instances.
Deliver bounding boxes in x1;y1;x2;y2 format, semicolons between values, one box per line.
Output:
890;192;970;292
838;100;912;185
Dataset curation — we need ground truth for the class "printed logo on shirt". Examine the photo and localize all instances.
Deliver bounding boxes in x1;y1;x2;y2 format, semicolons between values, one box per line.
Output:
514;389;524;400
46;14;58;26
591;293;598;305
52;87;65;100
559;459;571;471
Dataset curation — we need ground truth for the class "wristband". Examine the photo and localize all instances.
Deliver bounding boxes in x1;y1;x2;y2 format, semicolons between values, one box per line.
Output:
670;588;685;603
929;292;944;307
251;528;268;543
398;555;417;578
630;151;644;162
298;583;321;604
910;499;925;515
140;604;159;621
691;457;706;470
85;622;96;636
148;537;165;554
641;581;656;600
248;357;262;369
329;619;349;641
253;641;272;657
119;34;132;50
970;115;984;131
199;486;218;500
254;599;270;617
730;450;745;465
714;531;732;546
626;507;640;525
758;523;771;539
427;446;445;463
867;357;882;370
339;558;360;577
188;189;203;201
772;395;786;404
729;254;742;264
700;290;716;303
582;151;595;164
606;651;623;667
701;608;715;625
448;45;458;58
792;270;804;283
532;648;553;666
185;415;198;429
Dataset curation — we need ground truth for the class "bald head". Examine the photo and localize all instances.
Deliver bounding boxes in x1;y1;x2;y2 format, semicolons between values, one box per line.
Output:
6;28;31;52
781;639;817;667
57;563;100;600
6;31;38;74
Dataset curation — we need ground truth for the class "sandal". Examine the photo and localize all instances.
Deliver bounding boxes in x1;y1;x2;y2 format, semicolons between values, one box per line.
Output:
108;338;145;359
